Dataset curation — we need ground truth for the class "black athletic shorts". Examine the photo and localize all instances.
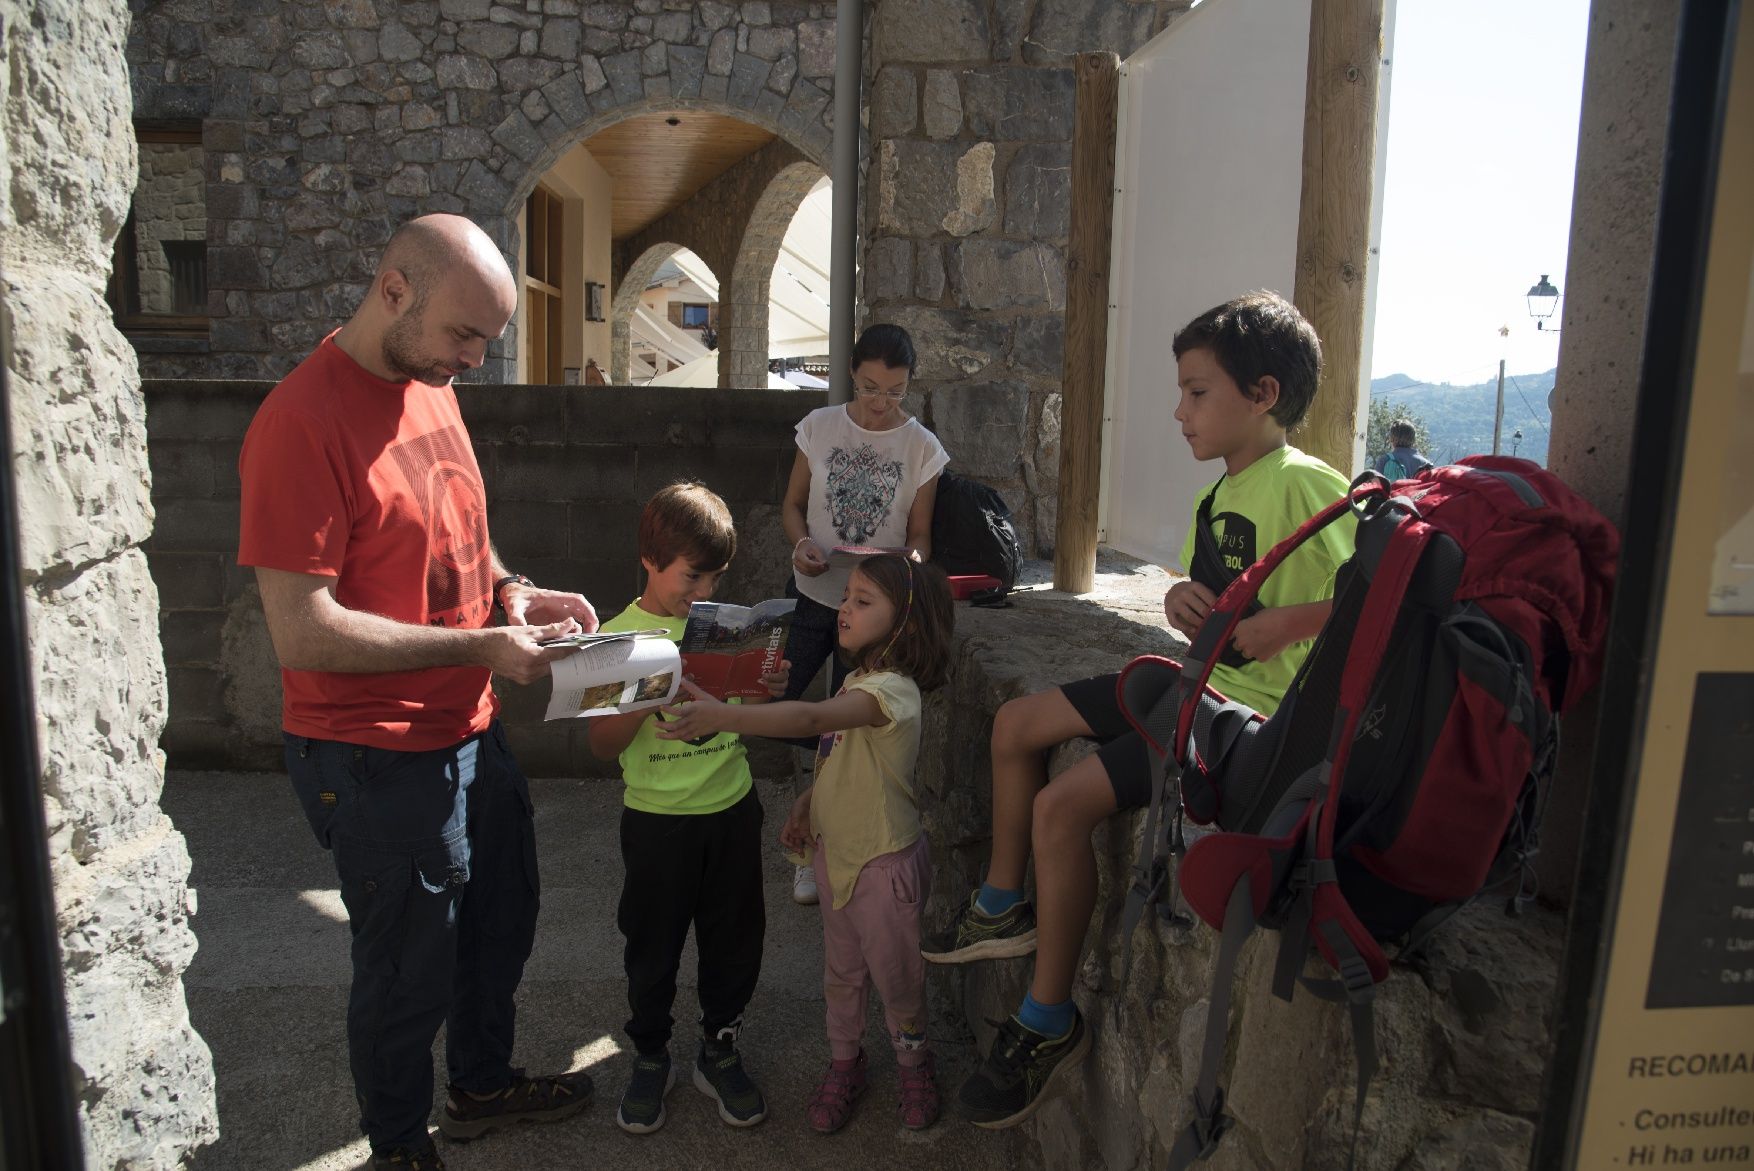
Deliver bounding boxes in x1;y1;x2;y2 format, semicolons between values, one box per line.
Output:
1058;673;1153;812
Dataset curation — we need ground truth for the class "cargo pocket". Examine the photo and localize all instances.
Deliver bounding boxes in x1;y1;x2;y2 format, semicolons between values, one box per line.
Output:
414;827;472;896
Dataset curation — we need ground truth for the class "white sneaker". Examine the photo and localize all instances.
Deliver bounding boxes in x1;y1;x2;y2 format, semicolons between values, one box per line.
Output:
792;863;819;905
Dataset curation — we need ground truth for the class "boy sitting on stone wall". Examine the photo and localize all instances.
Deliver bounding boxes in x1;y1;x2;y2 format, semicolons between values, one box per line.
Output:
921;291;1357;1129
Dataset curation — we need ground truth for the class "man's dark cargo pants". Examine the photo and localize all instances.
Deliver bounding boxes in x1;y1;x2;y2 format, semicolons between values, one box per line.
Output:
285;720;538;1153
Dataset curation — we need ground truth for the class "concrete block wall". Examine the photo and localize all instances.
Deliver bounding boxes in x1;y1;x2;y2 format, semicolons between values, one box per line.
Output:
145;380;810;777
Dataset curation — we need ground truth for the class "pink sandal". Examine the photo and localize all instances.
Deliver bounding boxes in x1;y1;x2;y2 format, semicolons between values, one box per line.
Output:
806;1051;868;1134
896;1052;940;1129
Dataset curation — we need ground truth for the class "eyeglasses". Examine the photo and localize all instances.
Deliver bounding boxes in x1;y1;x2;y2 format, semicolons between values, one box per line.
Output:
855;385;908;400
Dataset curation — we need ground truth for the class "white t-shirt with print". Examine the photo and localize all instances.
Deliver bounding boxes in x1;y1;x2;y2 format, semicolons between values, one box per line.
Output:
794;404;949;607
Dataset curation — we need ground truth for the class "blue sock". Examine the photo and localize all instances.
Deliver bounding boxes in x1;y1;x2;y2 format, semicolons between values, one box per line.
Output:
975;883;1022;916
1017;992;1075;1039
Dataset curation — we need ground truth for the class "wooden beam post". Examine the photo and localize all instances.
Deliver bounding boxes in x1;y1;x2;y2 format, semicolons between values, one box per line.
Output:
1291;0;1386;476
1054;52;1121;595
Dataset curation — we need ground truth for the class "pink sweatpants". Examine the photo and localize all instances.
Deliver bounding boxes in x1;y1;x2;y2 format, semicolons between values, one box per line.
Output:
813;834;933;1065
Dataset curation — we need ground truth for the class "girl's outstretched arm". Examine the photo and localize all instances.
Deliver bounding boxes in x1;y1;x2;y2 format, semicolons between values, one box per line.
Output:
654;678;888;741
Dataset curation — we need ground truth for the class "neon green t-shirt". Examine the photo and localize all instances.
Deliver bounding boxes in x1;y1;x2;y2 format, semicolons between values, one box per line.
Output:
599;601;753;815
1177;445;1355;715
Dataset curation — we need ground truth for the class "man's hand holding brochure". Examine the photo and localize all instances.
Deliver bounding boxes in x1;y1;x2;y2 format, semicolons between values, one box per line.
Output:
541;597;797;720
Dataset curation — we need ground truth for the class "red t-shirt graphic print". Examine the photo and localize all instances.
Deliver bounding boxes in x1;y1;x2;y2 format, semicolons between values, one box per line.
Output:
388;424;494;627
238;335;498;750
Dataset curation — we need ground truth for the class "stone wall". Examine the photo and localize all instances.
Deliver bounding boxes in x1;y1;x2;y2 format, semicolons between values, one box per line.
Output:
610;135;824;386
919;565;1559;1170
861;0;1190;556
0;0;218;1165
126;0;841;384
146;380;806;777
134;142;207;314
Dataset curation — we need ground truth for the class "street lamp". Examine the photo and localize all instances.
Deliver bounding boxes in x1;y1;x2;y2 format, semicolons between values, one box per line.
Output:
1527;274;1561;331
1512;428;1523;457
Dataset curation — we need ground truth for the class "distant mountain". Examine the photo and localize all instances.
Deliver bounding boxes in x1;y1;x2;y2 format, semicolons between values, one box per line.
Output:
1369;368;1555;465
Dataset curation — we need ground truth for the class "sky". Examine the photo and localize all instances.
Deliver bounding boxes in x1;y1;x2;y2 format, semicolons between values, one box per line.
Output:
1367;0;1592;386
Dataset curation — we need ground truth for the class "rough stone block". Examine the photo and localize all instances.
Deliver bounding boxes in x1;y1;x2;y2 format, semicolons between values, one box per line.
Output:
951;239;1066;311
915;243;947;302
459;20;520;57
1004;142;1072;239
864;236;912;303
962;65;1075;141
871;66;916;137
1022;0;1157;67
728;51;772;104
668;43;707;98
872;307;1009;382
877;139;994;237
1009;312;1066;378
797;18;834;77
923;69;962;139
990;0;1030;61
437;52;498;88
872;0;988;65
932;381;1031;481
603;47;644;103
207;245;271;289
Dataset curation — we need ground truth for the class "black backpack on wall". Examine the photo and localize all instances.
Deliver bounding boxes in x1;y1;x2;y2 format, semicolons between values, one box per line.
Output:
930;472;1022;599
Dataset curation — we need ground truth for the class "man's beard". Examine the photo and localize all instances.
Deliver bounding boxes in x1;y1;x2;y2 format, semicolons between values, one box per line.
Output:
381;309;454;386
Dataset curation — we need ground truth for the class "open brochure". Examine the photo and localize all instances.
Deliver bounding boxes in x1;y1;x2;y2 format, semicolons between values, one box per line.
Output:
542;629;680;720
679;597;797;700
809;545;910;610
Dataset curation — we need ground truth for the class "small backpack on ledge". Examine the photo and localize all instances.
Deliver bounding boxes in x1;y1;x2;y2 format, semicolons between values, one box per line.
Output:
929;471;1022;606
1112;456;1618;1169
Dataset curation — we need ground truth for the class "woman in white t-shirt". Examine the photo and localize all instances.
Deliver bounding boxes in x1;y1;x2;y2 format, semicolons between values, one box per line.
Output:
778;324;949;902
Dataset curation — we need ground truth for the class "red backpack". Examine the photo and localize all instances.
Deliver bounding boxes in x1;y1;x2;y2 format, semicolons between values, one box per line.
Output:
1113;457;1618;1169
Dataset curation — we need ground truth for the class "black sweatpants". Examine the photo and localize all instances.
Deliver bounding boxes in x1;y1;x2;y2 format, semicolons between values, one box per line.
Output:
618;788;766;1056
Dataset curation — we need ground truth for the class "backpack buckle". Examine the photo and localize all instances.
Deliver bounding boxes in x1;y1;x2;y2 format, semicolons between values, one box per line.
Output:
1188;1087;1234;1157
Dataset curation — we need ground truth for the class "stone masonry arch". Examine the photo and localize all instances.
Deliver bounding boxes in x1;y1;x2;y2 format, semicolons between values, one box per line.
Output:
610;242;684;385
485;84;833;384
125;1;841;382
723;160;827;388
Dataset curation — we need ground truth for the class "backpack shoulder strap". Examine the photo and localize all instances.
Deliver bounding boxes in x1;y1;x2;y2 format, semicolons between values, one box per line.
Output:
1174;478;1381;763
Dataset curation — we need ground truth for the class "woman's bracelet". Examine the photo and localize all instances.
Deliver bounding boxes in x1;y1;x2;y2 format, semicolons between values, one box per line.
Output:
793;537;813;556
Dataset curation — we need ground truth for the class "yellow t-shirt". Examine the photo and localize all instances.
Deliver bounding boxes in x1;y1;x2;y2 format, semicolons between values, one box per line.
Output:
808;670;922;909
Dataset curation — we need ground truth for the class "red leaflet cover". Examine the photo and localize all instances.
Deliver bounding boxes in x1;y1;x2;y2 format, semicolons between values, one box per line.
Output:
678;598;797;700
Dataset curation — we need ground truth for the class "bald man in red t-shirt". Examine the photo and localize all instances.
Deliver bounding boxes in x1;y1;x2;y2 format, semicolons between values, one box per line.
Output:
239;214;596;1168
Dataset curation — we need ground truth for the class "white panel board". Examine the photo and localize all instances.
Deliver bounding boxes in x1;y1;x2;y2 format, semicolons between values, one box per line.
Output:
1100;0;1312;570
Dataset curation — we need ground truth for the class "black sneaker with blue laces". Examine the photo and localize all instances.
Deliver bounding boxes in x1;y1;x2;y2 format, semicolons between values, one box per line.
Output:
955;1010;1090;1129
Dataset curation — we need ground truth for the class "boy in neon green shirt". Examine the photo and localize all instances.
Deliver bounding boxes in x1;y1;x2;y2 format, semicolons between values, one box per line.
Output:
587;481;788;1136
923;292;1355;1128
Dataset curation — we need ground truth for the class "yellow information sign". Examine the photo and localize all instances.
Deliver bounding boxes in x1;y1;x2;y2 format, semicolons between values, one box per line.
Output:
1570;9;1754;1168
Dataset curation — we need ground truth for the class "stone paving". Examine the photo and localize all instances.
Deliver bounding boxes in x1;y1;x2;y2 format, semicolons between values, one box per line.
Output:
163;769;1031;1171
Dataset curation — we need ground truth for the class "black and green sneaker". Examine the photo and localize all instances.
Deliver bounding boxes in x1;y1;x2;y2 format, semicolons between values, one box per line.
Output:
693;1036;767;1127
955;1010;1090;1129
920;890;1037;964
616;1052;676;1135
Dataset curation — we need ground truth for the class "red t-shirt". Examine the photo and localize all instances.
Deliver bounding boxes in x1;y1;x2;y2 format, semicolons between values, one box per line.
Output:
237;334;498;750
